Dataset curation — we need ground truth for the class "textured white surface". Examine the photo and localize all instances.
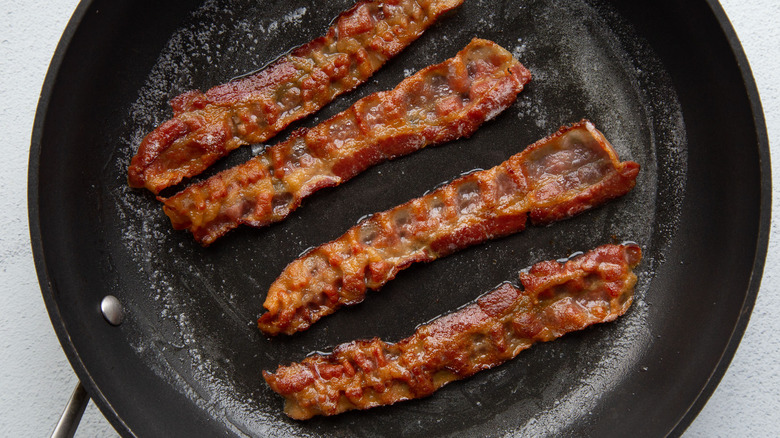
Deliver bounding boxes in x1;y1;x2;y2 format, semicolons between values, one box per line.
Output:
0;1;776;437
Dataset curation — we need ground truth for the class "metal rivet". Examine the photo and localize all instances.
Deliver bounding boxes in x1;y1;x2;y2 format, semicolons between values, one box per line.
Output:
101;295;124;326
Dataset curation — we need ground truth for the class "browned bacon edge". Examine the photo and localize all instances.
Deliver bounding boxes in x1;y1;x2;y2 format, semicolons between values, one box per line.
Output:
263;243;643;419
128;0;465;193
258;120;640;335
161;38;532;245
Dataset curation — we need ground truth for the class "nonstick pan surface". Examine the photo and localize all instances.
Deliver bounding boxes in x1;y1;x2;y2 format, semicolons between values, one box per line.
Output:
30;0;770;436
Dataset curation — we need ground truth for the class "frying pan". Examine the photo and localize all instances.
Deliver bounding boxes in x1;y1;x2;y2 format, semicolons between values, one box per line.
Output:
30;0;770;436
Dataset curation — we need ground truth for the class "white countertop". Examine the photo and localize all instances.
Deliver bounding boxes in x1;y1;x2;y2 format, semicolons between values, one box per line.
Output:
1;1;777;436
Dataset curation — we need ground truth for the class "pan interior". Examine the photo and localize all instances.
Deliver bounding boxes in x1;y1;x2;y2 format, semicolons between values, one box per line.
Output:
32;0;763;436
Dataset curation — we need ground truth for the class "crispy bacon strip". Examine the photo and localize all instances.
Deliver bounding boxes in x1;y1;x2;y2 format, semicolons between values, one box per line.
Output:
263;243;642;419
161;39;532;245
128;0;465;193
259;121;640;335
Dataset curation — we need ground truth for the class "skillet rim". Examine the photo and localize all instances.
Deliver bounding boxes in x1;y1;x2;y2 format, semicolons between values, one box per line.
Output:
27;0;137;435
665;0;771;435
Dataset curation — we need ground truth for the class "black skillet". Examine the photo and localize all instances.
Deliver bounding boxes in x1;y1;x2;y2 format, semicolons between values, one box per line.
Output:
30;0;770;436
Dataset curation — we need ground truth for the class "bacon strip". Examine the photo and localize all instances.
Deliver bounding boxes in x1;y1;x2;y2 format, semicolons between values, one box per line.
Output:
258;121;640;335
263;243;642;419
161;39;532;245
128;0;465;193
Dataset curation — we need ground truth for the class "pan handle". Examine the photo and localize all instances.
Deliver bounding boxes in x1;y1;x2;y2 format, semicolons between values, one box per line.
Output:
51;382;90;438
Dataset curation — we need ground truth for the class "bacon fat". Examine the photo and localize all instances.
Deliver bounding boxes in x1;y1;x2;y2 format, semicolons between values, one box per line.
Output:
128;0;465;193
258;121;640;335
263;243;642;419
161;38;532;245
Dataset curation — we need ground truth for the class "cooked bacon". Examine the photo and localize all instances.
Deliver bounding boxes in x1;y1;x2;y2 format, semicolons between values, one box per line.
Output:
263;243;642;419
128;0;465;193
258;121;640;335
161;39;532;245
